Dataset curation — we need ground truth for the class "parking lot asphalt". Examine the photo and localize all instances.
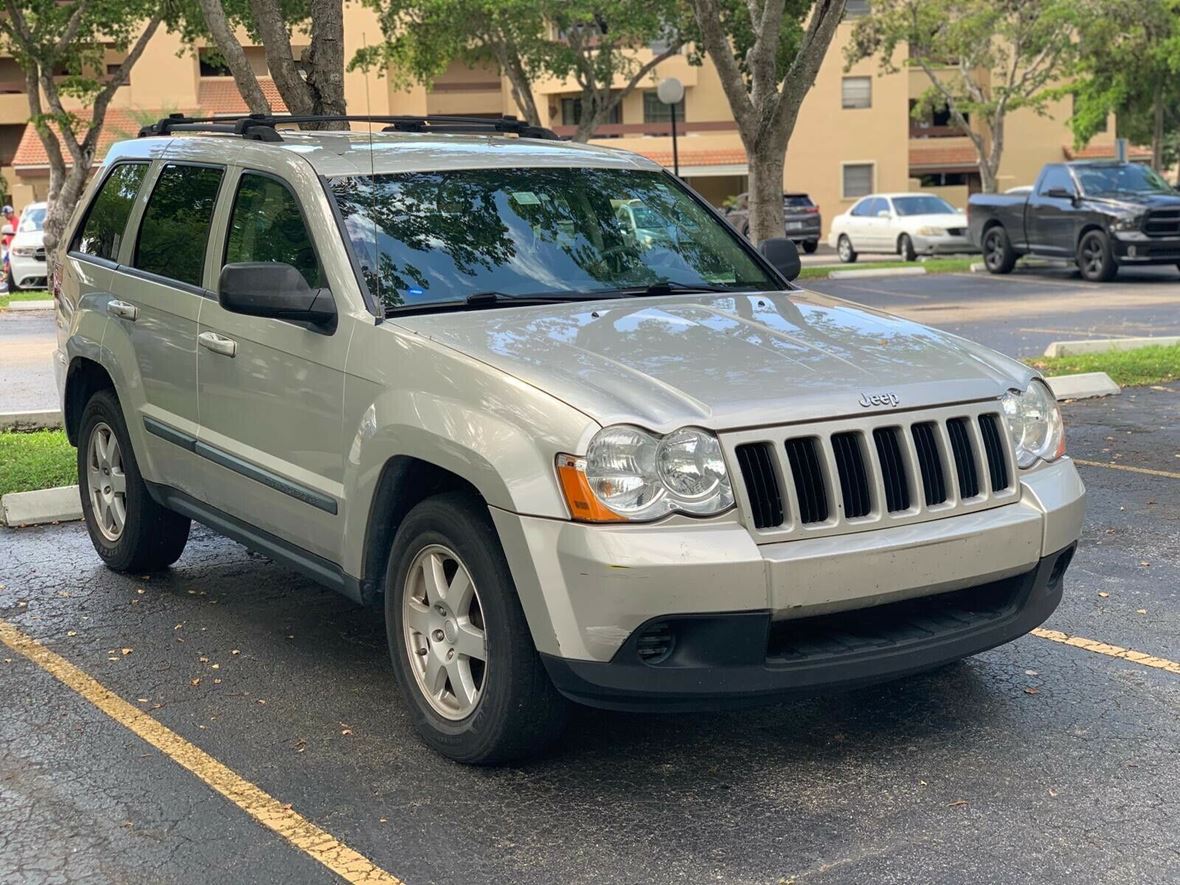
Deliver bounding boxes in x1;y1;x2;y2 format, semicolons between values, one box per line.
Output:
0;309;58;412
804;264;1180;357
2;386;1177;885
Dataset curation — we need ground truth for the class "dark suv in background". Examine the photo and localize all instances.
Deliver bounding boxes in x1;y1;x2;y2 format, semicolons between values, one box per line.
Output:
726;192;821;253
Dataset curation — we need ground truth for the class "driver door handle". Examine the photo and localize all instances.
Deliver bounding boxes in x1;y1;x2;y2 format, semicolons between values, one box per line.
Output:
198;331;237;358
107;300;138;321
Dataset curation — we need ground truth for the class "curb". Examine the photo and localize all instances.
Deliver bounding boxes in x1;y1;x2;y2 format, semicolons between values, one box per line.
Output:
1044;335;1179;358
827;267;928;280
0;409;63;431
5;298;53;311
970;262;986;273
1045;372;1121;401
1;485;82;527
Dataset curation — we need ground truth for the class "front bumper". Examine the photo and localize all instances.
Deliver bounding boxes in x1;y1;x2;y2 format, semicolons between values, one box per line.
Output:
492;459;1084;709
911;232;973;255
1112;233;1180;263
9;253;47;288
784;220;821;243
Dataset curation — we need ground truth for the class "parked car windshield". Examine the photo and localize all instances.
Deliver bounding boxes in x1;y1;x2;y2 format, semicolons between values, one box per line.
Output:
328;167;778;311
784;194;815;209
891;196;957;216
1074;164;1175;197
18;206;46;233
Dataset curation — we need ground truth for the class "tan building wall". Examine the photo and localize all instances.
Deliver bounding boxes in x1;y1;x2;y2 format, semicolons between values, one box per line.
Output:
0;8;1128;236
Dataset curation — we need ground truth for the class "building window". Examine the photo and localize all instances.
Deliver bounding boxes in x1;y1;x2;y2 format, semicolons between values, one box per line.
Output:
845;0;870;17
842;77;871;110
198;49;232;77
843;163;874;199
643;91;684;124
560;97;622;127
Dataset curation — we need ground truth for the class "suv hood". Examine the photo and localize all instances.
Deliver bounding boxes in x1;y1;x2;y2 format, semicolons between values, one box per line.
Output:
392;290;1031;431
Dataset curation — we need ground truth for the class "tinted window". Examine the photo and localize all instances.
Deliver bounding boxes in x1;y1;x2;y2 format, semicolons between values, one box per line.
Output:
892;195;957;216
850;198;871;217
74;163;148;261
1074;163;1173;196
225;173;322;288
783;195;815;209
1038;166;1075;196
134;164;223;286
865;197;887;216
329;167;777;310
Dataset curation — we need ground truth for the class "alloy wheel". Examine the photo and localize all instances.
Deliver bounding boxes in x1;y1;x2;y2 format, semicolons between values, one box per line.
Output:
86;422;127;542
402;544;487;720
985;232;1003;268
1080;235;1104;277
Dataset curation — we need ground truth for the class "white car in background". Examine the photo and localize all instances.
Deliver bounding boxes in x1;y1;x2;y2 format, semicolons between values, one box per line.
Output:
828;193;970;263
8;201;48;290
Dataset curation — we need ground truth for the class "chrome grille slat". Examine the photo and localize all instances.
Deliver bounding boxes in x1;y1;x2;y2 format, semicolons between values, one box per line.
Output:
724;401;1020;542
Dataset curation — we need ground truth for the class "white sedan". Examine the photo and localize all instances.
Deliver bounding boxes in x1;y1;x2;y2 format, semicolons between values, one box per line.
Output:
828;193;971;262
8;202;47;290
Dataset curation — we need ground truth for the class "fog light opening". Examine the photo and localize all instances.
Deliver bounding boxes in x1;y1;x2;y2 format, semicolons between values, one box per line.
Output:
635;621;676;665
1049;545;1076;589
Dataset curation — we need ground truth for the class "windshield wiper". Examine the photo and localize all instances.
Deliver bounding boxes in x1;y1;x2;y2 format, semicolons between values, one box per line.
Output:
605;280;747;298
464;290;572;307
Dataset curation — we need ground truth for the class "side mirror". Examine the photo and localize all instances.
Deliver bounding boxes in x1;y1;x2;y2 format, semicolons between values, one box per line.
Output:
1044;186;1075;201
219;262;336;331
877;209;891;218
758;237;801;282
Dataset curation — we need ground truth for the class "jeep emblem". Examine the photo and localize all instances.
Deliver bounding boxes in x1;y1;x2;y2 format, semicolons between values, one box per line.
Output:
858;391;900;408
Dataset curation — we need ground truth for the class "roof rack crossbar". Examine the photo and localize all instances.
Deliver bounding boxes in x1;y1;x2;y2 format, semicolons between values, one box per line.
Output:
137;113;560;143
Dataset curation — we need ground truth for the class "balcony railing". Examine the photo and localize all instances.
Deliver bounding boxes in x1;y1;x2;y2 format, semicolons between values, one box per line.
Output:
909;123;968;139
550;119;737;138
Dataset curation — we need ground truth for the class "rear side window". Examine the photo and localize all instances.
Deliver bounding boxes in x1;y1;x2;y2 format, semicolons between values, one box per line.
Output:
74;163;148;261
224;173;322;288
133;164;223;287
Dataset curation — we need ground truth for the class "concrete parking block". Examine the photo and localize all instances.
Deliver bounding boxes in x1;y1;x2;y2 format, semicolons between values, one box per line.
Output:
0;409;63;430
827;267;927;280
1;485;81;527
6;299;53;311
1045;371;1121;401
1044;335;1180;357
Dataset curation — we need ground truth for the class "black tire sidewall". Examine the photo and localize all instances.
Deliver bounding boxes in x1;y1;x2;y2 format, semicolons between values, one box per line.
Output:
984;227;1015;273
838;235;856;262
384;493;563;763
802;240;818;254
900;234;916;261
1078;231;1115;281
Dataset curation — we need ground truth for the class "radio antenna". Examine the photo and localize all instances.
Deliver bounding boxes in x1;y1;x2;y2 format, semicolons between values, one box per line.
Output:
362;31;381;310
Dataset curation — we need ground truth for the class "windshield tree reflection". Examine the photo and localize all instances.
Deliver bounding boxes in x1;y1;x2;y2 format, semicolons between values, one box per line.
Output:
328;168;777;310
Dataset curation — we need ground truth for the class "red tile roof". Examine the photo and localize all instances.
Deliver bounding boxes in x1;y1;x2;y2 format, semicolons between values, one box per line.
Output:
197;77;287;115
629;146;748;169
1063;143;1153;160
908;144;978;170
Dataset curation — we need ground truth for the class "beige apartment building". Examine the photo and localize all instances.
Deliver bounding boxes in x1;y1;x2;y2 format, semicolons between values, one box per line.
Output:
1;2;1143;235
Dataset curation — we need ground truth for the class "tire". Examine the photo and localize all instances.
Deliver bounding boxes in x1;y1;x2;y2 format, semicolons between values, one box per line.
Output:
837;234;857;263
385;492;569;764
77;389;191;572
5;267;19;292
802;240;818;254
982;225;1017;274
1077;229;1117;282
898;233;917;262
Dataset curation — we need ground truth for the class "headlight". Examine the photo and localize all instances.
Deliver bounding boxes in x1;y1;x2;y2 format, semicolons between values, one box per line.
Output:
1112;214;1143;232
1001;380;1065;468
556;425;734;522
11;246;35;256
915;226;944;236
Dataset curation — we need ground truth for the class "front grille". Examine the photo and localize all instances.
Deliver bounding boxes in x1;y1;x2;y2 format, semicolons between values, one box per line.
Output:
785;437;829;524
727;402;1017;540
1144;208;1180;237
735;442;784;529
946;226;966;236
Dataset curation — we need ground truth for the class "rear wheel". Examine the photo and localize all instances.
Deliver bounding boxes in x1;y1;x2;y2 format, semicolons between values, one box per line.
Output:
5;267;19;292
982;226;1017;274
898;233;917;262
385;492;569;764
1077;230;1117;282
837;234;857;263
802;239;818;254
77;389;190;572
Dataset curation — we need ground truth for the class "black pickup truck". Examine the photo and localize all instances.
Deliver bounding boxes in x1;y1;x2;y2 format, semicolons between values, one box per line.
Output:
968;161;1180;281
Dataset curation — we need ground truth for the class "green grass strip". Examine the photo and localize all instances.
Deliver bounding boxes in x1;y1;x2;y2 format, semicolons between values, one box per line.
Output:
1026;343;1180;387
0;430;77;497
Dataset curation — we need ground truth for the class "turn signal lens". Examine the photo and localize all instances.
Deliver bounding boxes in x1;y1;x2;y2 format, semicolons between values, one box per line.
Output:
555;454;627;523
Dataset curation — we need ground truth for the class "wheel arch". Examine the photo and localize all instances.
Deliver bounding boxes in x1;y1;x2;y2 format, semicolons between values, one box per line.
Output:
63;357;115;445
1076;222;1106;249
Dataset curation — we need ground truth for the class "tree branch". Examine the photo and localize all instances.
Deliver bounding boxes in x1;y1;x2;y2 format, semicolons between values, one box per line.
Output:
197;0;272;114
249;0;313;114
690;0;756;136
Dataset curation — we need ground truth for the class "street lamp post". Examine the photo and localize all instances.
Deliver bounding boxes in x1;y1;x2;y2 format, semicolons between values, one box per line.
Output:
656;77;684;177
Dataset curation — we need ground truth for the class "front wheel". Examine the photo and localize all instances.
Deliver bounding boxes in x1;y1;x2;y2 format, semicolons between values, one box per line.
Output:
802;240;818;254
77;389;190;572
982;226;1017;274
5;266;19;292
899;234;917;262
385;492;569;764
1077;230;1117;282
837;234;857;263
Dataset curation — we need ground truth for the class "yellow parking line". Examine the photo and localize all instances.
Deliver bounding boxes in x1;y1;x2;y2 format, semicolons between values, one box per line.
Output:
1032;628;1180;675
1072;459;1180;481
0;618;403;885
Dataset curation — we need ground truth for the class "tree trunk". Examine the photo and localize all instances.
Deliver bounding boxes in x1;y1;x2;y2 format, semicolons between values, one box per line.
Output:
747;142;787;244
197;0;272;114
304;0;348;123
1151;83;1164;172
495;42;541;126
43;164;88;258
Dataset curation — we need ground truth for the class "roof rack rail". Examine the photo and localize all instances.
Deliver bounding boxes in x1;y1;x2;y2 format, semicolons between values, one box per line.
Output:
137;113;561;142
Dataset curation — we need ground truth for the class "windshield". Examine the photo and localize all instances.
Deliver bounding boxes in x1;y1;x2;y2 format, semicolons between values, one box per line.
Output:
1074;164;1175;197
328;168;778;311
18;206;45;232
891;196;957;216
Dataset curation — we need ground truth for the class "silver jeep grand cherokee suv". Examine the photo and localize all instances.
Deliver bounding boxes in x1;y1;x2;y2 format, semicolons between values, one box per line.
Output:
53;114;1084;764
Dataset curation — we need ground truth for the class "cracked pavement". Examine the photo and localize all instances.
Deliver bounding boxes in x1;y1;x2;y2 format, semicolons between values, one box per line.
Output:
1;385;1178;883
